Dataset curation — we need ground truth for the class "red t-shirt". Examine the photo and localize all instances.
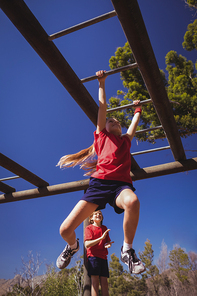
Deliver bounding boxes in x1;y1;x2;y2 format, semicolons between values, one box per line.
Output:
91;128;132;184
84;224;110;259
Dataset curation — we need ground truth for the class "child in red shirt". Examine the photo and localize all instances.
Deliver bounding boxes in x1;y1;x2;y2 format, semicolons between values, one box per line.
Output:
56;70;146;276
84;210;113;296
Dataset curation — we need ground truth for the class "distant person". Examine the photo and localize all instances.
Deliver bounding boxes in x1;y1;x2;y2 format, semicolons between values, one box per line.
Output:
84;210;113;296
56;70;145;275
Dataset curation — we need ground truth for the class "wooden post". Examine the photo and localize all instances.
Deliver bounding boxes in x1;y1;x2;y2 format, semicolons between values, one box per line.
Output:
83;217;91;296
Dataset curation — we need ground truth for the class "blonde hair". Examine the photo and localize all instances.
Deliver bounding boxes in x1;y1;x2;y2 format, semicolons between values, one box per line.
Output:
57;144;97;176
89;210;103;225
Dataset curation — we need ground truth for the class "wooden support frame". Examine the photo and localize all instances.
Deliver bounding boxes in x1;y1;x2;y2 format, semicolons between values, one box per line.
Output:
0;181;15;194
0;0;98;127
0;158;196;204
111;0;186;161
0;2;196;295
83;203;91;295
0;153;49;188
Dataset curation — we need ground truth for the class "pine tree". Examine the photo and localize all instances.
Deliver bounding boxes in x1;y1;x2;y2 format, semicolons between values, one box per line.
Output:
169;245;192;282
108;41;197;143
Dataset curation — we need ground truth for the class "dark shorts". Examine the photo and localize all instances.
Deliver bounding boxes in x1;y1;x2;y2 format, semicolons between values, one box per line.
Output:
88;256;109;278
81;177;136;214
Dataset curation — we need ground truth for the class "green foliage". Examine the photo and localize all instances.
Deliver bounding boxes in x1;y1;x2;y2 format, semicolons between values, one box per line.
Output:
138;240;160;296
109;42;197;143
108;253;147;296
166;50;197;137
109;253;124;277
183;19;197;52
169;245;192;282
41;265;78;296
139;239;159;279
185;0;197;8
4;246;197;295
4;283;42;296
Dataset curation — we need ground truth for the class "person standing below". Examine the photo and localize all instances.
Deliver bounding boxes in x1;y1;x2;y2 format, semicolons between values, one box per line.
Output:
84;210;113;296
56;70;146;276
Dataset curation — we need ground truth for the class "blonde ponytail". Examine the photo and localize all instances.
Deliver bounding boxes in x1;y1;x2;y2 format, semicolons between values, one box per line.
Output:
57;144;97;176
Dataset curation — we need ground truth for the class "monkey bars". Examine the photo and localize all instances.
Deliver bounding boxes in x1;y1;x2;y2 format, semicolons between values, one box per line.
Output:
1;1;197;295
0;0;196;202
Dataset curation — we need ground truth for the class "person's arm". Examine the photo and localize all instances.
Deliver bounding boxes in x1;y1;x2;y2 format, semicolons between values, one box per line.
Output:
96;70;107;134
84;228;110;248
125;100;142;141
104;241;114;248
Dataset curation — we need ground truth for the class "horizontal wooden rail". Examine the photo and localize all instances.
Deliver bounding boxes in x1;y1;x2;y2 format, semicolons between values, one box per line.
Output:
131;146;171;156
81;63;138;83
135;125;163;134
0;153;49;188
130;157;197;181
0;158;196;204
48;10;116;41
107;98;151;113
0;179;90;203
0;175;20;181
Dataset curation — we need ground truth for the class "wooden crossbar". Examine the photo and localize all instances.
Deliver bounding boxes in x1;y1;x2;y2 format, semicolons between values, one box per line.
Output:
81;63;138;83
0;175;20;182
107;98;152;113
131;146;171;156
135;125;163;134
48;10;117;41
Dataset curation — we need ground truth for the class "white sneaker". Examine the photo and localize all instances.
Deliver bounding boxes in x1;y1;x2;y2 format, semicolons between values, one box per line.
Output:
56;239;79;269
120;247;146;274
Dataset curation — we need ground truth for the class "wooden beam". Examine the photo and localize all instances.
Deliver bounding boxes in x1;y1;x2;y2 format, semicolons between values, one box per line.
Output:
130;157;197;181
0;0;98;126
0;158;196;204
0;153;49;188
83;217;91;296
111;0;186;161
49;10;117;41
0;0;141;172
0;181;15;194
0;179;90;204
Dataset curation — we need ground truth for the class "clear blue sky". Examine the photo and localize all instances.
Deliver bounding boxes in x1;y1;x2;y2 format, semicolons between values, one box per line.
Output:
0;0;197;279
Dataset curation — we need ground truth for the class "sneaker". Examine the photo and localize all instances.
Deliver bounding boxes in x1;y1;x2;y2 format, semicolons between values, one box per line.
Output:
120;247;146;274
56;239;79;269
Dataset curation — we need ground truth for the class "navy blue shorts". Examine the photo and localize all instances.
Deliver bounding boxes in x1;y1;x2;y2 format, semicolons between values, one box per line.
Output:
81;177;136;214
88;256;109;278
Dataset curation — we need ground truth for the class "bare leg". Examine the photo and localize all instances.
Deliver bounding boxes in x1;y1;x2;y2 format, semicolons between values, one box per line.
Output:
60;200;98;246
91;275;100;296
115;188;140;244
100;276;109;296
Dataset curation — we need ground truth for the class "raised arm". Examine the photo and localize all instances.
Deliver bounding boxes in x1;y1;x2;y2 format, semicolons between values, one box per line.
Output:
125;100;142;141
84;229;110;248
96;70;107;134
